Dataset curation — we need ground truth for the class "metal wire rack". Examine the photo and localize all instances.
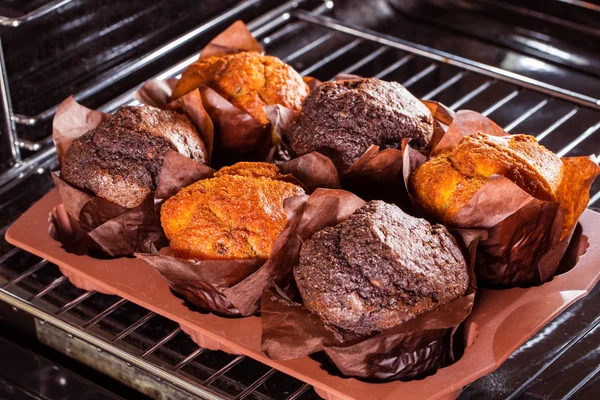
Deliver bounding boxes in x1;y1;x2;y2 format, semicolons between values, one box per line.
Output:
0;246;315;399
0;0;333;189
2;2;600;399
0;0;74;27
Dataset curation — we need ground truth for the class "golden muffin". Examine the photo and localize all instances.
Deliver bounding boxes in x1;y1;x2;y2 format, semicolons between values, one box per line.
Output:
170;52;309;126
410;132;581;238
161;162;305;260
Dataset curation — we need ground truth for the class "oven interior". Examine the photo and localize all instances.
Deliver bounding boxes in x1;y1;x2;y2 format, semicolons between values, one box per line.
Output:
0;1;599;399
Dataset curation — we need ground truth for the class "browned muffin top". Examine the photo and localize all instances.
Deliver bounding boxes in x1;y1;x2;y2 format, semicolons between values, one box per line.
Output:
61;106;207;209
110;105;207;162
295;200;469;335
161;162;305;260
170;52;309;126
410;132;579;236
286;78;434;172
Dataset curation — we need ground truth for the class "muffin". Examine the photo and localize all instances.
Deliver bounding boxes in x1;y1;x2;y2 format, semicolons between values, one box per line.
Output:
286;78;434;172
161;162;305;260
294;200;469;335
61;105;207;209
170;52;309;127
410;132;578;238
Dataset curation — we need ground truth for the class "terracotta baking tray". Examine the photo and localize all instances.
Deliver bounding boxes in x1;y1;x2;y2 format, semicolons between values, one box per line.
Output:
7;188;600;400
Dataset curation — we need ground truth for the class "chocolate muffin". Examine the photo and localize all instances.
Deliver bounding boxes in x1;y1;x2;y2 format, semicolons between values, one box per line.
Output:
294;200;468;335
161;162;305;260
170;52;309;127
286;78;434;172
62;105;207;209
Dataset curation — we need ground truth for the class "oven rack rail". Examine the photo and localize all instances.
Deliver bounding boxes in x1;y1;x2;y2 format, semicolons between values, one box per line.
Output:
0;248;314;400
0;0;334;189
1;3;600;206
0;0;73;27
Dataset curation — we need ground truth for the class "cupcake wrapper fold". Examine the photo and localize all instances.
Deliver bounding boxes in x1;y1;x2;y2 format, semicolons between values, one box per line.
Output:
403;110;600;287
135;79;267;166
265;96;451;208
50;97;214;258
260;189;478;381
136;248;266;317
134;160;342;317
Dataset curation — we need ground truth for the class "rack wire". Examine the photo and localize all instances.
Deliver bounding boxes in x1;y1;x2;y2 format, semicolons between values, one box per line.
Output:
0;253;314;399
0;0;333;188
1;2;600;399
0;0;74;27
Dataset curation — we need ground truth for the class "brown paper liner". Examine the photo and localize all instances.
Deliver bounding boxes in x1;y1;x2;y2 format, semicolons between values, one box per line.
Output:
198;20;263;60
50;97;213;258
261;189;478;382
134;21;312;168
135;194;307;317
404;110;600;287
136;247;266;317
134;159;343;317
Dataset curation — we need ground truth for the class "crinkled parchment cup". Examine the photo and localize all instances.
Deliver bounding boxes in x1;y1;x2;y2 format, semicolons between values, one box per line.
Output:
135;156;340;317
50;96;213;258
134;20;313;167
261;188;478;382
266;74;449;207
403;109;600;288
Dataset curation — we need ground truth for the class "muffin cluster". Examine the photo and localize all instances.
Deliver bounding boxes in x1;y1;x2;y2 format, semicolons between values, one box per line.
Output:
52;20;599;384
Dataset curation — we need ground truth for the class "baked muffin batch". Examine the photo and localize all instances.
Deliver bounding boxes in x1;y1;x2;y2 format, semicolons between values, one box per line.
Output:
54;22;599;382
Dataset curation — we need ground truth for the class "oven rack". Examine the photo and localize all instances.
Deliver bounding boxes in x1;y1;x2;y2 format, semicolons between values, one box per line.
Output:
0;0;334;189
0;244;315;400
2;2;599;204
0;0;74;27
2;5;600;399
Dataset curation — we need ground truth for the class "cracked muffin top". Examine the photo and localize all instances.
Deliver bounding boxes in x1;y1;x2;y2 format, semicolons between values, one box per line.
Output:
160;162;305;260
409;132;583;238
61;105;207;209
294;200;469;335
286;78;434;172
170;52;309;126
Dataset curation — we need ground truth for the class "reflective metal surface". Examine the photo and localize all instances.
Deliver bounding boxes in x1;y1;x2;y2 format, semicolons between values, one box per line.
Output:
0;0;74;27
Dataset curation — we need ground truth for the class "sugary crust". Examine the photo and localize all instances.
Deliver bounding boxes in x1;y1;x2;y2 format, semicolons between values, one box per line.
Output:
171;52;309;126
161;162;305;260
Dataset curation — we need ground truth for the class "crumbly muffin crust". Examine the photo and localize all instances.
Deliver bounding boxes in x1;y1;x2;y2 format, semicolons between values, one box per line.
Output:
410;132;570;230
161;162;305;260
62;105;207;209
286;78;434;172
295;200;469;335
